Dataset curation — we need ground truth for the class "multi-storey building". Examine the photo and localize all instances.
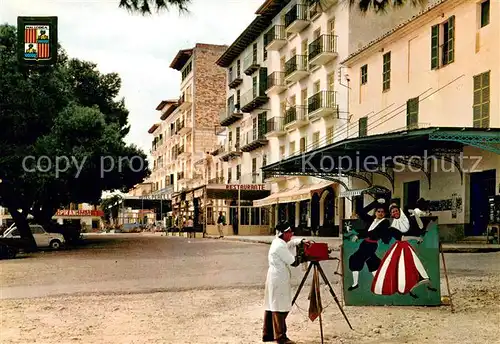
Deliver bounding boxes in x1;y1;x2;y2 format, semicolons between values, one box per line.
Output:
341;0;499;240
214;0;436;236
148;43;227;208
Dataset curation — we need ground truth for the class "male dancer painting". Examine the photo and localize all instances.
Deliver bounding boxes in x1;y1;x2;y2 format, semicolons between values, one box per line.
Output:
347;198;391;291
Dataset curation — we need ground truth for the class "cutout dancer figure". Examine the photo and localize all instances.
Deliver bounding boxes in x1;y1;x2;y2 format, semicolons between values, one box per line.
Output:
347;198;391;291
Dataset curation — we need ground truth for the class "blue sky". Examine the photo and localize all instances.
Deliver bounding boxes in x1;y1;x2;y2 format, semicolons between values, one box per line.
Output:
1;0;261;154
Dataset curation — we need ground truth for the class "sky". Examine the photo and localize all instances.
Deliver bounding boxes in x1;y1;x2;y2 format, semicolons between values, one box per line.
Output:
1;0;261;155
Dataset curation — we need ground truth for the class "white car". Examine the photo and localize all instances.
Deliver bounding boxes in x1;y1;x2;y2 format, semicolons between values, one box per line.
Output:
3;224;65;250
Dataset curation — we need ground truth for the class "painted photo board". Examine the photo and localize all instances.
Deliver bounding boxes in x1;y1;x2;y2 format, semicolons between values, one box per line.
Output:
17;16;58;65
342;216;441;306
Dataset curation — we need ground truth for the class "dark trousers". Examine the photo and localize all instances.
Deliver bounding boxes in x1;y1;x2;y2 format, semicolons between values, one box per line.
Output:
349;240;381;272
263;311;288;342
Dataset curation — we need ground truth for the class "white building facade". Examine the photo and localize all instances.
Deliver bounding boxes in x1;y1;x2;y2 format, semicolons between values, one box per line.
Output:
338;0;499;240
214;0;439;236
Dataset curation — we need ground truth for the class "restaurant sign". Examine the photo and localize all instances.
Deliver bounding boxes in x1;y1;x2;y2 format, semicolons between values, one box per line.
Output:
55;210;104;217
225;184;266;191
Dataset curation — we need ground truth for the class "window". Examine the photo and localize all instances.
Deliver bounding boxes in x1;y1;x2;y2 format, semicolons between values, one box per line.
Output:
313;80;320;94
227;168;232;183
252;158;257;183
236;60;241;77
236;90;241;106
360;65;368;85
406;97;419;129
312;131;320;149
431;16;455;69
262;154;267;167
279;145;285;158
358;117;368;137
473;71;490;128
301;88;307;106
235;127;240;147
382;52;391;91
326;126;334;144
301;39;308;56
289;141;295;155
327;73;335;91
300;137;306;153
236;165;241;180
181;60;192;81
480;0;490;28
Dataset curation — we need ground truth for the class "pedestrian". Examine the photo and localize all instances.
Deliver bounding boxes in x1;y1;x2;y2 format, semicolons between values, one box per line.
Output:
262;223;310;344
186;216;194;238
216;211;226;238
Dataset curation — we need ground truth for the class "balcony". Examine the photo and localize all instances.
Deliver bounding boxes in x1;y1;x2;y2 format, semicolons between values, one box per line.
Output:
208;177;225;184
178;93;192;111
284;4;309;34
266;71;287;95
284;105;308;130
266;117;286;137
177;144;185;156
308;35;338;66
243;52;260;75
240;86;269;113
228;71;243;89
178;119;192;135
240;128;268;153
308;91;339;119
264;25;286;51
175;120;184;134
177;172;185;181
179;144;191;158
219;104;243;126
284;55;309;83
220;141;242;162
210;143;225;156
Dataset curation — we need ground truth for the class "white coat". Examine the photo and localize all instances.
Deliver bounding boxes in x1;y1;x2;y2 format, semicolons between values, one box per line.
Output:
263;237;302;312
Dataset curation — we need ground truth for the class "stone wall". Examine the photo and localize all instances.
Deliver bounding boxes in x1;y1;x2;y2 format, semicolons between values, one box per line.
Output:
193;44;227;129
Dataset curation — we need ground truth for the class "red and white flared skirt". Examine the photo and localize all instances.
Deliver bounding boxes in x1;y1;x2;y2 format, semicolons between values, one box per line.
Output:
371;241;429;295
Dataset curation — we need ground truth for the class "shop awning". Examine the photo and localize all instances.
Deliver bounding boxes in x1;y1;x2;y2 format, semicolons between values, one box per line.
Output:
253;181;333;207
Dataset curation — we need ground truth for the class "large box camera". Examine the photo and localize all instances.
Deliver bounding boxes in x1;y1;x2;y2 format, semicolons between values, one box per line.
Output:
296;242;330;262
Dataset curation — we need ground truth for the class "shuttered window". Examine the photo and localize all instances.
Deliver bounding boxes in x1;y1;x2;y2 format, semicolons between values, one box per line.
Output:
442;16;455;66
382;52;391;91
481;0;490;28
473;71;490;128
300;137;306;153
406;97;419;129
312;131;320;149
360;64;368;84
431;25;439;69
358;117;368;137
326;126;334;144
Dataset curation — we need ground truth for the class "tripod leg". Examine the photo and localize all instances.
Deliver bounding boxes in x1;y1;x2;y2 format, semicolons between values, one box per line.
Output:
440;243;455;313
317;263;354;330
315;265;324;344
292;262;313;306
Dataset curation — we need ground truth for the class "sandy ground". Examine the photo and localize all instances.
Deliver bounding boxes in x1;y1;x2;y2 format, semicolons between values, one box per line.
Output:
1;235;499;344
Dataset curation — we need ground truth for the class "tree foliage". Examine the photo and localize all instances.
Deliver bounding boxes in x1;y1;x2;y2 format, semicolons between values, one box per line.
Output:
117;0;427;15
0;24;150;248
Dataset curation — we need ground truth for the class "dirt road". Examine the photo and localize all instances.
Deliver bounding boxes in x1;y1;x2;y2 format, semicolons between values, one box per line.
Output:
1;234;499;343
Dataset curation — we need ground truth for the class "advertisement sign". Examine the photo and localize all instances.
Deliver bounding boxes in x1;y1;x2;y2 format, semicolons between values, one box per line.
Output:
55;210;104;217
342;216;441;306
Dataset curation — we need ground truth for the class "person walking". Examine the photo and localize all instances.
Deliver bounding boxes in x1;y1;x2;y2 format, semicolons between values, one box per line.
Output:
186;216;194;238
217;211;226;238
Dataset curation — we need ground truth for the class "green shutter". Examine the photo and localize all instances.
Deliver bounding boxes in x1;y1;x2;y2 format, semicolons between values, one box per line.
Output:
473;72;490;128
406;97;419;129
447;15;455;64
259;67;268;96
431;25;439;69
359;117;367;137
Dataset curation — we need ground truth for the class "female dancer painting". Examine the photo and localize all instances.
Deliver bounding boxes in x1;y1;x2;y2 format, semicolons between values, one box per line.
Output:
371;202;437;298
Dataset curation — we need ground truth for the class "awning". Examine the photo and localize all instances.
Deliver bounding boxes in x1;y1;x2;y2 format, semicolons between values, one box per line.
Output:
253;181;333;207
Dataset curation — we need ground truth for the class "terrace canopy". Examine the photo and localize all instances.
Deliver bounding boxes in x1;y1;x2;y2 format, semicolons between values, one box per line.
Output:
262;127;500;192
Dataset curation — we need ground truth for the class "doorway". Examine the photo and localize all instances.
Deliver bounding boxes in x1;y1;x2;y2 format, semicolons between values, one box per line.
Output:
469;169;496;236
403;180;420;209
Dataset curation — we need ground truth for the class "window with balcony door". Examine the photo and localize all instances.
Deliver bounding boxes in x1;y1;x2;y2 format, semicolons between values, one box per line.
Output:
431;16;455;70
313;28;320;40
328;19;335;35
280;145;285;158
280;56;285;71
300;137;306;153
235;127;240;148
236;90;241;106
237;59;241;76
252;158;257;183
252;43;258;64
313;80;320;94
358;116;368;137
327;73;334;91
473;71;490;128
301;39;308;57
301;88;307;106
361;65;368;85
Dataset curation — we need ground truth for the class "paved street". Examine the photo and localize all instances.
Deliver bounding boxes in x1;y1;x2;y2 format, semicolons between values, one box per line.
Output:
1;234;499;344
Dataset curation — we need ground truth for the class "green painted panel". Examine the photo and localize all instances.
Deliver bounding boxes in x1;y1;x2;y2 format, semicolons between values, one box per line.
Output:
342;218;441;306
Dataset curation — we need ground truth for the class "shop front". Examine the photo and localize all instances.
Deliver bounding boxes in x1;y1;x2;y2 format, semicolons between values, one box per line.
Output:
172;183;271;236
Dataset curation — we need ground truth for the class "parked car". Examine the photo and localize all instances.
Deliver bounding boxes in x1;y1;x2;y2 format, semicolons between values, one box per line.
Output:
3;224;65;250
0;242;18;259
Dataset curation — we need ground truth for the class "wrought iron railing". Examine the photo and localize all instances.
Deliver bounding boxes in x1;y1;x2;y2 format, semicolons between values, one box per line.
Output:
309;34;338;60
267;71;285;90
284;4;308;28
308;91;337;114
284;55;308;77
266;117;284;133
284;105;307;125
264;25;285;44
